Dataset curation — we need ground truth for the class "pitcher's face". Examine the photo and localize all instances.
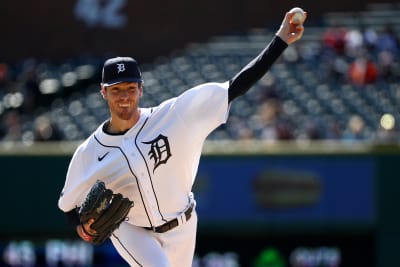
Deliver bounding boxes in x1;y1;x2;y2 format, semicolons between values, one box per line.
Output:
101;82;143;121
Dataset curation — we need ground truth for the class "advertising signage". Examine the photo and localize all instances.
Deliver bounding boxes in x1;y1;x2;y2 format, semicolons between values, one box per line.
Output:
194;155;375;226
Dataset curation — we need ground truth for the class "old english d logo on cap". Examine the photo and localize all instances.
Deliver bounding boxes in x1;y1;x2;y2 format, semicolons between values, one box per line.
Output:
102;57;143;86
116;63;126;73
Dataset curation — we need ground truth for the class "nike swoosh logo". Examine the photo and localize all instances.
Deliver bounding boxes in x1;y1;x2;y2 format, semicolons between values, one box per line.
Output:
98;152;109;161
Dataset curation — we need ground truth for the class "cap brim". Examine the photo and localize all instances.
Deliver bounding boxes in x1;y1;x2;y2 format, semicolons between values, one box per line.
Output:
102;78;143;86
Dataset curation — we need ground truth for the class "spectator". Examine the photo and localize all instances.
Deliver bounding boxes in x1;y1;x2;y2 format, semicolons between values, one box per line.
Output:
33;115;62;141
348;51;378;85
362;26;378;52
1;110;22;141
255;99;294;141
376;24;399;56
378;49;396;82
342;114;371;141
322;25;347;55
344;28;364;57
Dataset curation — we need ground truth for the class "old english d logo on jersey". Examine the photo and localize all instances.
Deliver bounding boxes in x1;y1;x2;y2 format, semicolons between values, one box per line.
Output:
143;134;172;172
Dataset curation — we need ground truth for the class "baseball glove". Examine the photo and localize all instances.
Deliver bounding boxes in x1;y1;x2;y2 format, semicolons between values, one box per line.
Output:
78;180;133;245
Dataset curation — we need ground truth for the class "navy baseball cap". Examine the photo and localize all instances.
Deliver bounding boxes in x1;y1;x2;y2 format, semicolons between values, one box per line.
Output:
102;57;143;86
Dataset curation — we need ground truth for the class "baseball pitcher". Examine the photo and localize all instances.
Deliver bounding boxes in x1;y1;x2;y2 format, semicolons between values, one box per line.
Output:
58;8;306;267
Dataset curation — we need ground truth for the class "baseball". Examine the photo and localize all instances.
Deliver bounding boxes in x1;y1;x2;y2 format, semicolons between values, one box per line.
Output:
289;7;306;24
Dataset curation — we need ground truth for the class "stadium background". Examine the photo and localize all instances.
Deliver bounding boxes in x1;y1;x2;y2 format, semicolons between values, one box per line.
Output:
1;0;394;62
0;0;399;266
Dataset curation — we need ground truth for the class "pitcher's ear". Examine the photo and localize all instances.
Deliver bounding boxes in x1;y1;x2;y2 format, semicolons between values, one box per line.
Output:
100;85;107;99
139;83;144;97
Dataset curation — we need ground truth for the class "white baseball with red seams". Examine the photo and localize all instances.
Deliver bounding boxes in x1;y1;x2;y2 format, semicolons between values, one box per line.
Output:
290;7;306;24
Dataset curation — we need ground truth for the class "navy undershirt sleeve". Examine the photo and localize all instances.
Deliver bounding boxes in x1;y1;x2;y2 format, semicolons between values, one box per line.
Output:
228;35;288;103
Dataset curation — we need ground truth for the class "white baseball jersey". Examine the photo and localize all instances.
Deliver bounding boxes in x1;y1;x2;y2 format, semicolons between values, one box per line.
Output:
58;81;230;228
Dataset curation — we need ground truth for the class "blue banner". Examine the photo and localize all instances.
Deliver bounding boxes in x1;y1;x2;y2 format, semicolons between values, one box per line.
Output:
194;155;375;224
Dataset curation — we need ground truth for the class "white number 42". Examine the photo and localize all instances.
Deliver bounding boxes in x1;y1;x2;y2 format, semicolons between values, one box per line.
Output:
74;0;128;28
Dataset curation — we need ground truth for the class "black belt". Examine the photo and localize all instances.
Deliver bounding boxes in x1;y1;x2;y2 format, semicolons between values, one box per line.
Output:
145;203;194;233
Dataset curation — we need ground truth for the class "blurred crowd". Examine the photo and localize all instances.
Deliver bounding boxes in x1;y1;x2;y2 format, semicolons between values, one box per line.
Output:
322;23;398;85
230;22;400;143
0;56;101;143
0;20;399;144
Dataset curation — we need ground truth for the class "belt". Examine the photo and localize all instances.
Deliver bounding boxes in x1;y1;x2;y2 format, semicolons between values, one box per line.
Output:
145;203;194;233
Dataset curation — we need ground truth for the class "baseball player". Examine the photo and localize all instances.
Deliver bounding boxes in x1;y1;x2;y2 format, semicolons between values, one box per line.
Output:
58;9;306;267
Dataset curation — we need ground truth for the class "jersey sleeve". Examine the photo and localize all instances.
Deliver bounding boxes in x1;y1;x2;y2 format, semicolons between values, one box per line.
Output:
58;145;88;212
172;81;230;140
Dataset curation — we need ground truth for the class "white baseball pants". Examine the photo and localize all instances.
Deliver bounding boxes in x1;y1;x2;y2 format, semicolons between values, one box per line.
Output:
110;212;198;267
